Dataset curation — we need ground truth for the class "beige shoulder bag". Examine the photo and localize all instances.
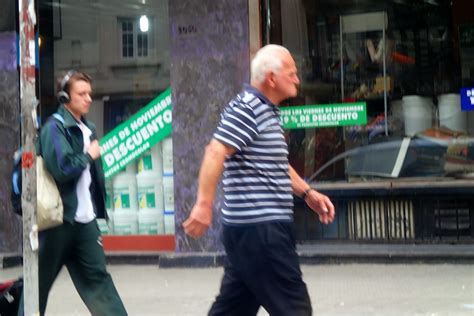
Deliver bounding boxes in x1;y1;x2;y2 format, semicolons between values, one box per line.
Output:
36;156;63;231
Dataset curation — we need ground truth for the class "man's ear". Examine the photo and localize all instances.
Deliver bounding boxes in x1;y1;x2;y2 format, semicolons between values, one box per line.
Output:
266;72;276;88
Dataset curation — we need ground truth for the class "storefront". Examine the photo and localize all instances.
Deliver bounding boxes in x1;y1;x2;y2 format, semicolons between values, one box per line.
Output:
263;0;474;243
2;0;472;255
35;0;474;247
37;0;175;250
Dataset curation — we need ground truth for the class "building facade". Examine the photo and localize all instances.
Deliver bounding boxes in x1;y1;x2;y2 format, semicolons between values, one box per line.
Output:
0;0;473;255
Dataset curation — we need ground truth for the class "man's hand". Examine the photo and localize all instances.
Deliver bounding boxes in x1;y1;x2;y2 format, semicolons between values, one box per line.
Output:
182;202;213;238
88;140;101;160
305;189;335;225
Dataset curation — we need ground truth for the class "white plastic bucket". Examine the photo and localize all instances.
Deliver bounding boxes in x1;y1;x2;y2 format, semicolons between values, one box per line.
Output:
106;209;114;234
113;210;138;235
105;188;113;215
136;172;164;212
164;210;175;235
112;172;138;211
123;162;137;175
137;144;163;176
105;194;113;210
97;218;110;235
105;179;113;212
438;94;466;132
138;209;164;235
162;175;174;211
402;95;434;136
163;175;175;235
162;137;174;175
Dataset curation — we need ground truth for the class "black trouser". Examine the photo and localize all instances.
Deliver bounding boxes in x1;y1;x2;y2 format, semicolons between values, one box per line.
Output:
38;220;127;316
209;222;312;316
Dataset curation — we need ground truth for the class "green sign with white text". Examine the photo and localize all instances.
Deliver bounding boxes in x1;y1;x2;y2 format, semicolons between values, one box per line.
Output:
100;88;172;178
280;102;367;129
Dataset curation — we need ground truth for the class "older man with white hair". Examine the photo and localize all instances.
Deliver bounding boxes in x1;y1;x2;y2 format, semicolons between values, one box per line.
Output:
183;44;335;315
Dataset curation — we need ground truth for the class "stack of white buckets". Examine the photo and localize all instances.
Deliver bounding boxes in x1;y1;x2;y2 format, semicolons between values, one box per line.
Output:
438;94;468;133
400;94;473;136
401;96;434;136
112;163;139;235
136;143;164;235
162;137;175;234
108;137;175;235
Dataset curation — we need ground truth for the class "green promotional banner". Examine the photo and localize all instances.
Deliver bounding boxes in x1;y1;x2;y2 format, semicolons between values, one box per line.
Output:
280;102;367;129
100;88;172;178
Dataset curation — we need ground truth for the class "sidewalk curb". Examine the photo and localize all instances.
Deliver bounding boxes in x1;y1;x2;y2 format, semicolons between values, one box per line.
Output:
296;252;474;265
157;251;474;268
158;252;225;268
3;244;474;268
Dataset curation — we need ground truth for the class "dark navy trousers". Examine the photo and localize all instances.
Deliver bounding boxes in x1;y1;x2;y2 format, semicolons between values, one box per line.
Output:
208;222;312;316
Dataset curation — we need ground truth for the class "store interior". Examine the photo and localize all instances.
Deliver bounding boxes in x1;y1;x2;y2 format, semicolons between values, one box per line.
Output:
272;0;474;184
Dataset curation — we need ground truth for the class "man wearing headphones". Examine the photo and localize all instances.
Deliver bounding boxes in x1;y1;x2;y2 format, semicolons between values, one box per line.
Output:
37;70;127;315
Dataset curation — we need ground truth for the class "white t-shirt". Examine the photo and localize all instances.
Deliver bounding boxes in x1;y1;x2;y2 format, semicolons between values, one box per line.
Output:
74;121;96;223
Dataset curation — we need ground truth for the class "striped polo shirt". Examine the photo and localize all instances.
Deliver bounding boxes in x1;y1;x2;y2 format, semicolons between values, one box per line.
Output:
214;84;293;226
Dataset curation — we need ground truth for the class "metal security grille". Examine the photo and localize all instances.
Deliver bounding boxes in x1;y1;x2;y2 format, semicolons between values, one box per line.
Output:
348;199;414;240
417;199;474;242
294;195;473;242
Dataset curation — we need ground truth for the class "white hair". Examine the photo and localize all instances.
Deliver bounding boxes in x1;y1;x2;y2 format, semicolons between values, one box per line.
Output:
250;44;290;84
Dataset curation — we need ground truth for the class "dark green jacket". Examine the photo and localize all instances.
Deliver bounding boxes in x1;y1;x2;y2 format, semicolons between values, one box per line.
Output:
38;105;107;223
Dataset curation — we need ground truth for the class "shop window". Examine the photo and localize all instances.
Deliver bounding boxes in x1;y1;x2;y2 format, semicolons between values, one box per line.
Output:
38;0;172;244
263;0;474;184
264;0;474;242
119;18;149;59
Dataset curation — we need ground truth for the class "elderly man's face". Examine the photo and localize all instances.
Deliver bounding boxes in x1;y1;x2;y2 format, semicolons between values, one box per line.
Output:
272;52;300;101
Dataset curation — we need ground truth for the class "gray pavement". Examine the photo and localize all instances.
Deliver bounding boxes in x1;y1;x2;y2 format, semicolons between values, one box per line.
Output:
1;264;473;315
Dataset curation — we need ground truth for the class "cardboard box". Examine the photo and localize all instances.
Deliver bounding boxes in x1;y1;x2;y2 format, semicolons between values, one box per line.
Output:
373;76;393;93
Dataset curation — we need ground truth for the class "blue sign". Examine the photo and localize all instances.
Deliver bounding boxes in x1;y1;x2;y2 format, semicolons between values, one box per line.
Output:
461;87;474;111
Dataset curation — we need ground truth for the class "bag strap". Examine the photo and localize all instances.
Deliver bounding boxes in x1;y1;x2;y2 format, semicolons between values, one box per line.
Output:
52;113;64;124
37;113;71;156
52;113;72;140
12;168;20;195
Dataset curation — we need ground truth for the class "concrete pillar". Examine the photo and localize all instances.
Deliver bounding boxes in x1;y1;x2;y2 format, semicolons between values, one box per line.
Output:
169;0;250;252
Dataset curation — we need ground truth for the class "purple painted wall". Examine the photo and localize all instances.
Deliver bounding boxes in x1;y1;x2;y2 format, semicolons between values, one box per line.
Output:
0;32;22;253
169;0;250;252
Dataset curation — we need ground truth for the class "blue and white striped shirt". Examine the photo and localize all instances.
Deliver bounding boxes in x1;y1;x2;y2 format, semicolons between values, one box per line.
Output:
214;85;293;226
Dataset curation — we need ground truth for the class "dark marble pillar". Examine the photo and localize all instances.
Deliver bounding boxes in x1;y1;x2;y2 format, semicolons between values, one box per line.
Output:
169;0;250;252
0;31;22;254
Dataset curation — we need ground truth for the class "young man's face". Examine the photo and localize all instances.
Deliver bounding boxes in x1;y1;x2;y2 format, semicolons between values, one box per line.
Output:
273;52;300;101
66;79;92;118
